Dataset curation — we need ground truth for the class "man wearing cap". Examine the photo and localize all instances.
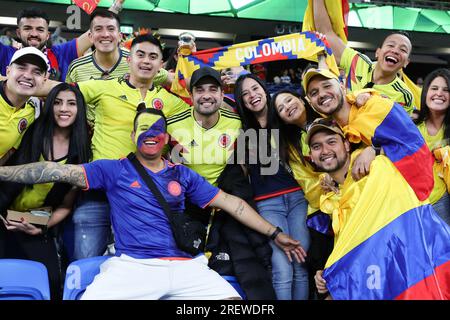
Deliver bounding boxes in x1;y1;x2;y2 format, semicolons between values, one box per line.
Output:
306;119;450;300
166;67;278;299
312;0;415;113
0;1;126;81
302;67;434;202
0;46;48;165
167;66;241;186
0;107;307;300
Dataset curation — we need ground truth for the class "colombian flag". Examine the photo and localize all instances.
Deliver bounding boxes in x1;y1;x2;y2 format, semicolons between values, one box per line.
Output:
171;32;339;98
344;91;434;201
321;150;450;300
302;0;349;43
304;0;421;110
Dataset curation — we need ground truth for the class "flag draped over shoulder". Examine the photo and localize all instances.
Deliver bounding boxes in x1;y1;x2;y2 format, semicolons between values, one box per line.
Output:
289;145;332;234
171;32;339;98
302;0;349;43
344;91;434;201
74;0;100;14
320;150;450;300
433;146;450;193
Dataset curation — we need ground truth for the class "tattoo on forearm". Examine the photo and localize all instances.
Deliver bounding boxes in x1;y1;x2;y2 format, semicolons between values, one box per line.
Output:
0;162;86;188
233;200;245;217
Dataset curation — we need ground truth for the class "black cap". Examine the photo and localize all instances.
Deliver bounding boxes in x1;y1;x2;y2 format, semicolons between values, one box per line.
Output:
190;67;222;92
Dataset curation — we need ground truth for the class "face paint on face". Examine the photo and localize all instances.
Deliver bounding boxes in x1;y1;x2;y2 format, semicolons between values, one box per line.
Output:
134;113;167;157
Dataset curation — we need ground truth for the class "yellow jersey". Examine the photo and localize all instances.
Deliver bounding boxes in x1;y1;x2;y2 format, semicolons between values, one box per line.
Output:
167;108;241;185
341;47;415;114
417;121;447;204
0;81;41;158
11;155;67;211
65;48;169;127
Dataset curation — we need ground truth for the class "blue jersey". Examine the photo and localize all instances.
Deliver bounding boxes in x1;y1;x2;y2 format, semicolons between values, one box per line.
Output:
82;157;220;259
0;40;78;81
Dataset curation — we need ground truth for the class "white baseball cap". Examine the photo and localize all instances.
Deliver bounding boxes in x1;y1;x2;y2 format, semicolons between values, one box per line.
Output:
9;47;49;72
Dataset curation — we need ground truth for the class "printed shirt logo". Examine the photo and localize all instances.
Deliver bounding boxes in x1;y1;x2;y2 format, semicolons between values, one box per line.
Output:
218;134;231;148
119;95;128;101
18;118;28;134
130;180;141;188
168;181;182;197
189;139;198;147
152;98;164;110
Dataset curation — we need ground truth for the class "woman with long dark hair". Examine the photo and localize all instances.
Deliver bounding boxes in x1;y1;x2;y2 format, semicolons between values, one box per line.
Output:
272;89;336;300
0;83;91;299
234;73;310;300
414;68;450;225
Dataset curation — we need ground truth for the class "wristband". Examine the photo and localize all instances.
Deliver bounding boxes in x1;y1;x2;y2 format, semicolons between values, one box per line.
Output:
372;145;381;156
270;226;283;240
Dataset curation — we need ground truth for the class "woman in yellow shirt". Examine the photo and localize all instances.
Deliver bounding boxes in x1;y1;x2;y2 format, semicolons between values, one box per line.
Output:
0;83;91;299
414;68;450;225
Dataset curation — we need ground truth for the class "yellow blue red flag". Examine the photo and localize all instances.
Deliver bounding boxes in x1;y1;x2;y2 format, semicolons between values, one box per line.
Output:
344;91;434;201
171;32;339;98
320;150;450;299
302;0;349;43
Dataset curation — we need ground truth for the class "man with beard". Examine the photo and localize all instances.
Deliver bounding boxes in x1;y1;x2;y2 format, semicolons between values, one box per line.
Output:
0;107;307;300
32;34;192;261
167;67;241;186
312;0;415;114
302;68;434;202
167;68;278;300
306;119;450;300
0;1;126;81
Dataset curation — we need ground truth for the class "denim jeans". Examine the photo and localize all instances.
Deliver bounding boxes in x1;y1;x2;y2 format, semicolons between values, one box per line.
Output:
63;192;111;262
432;192;450;226
256;190;310;300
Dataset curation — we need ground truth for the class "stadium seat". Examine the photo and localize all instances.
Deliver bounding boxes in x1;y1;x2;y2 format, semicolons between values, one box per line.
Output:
63;255;111;300
222;275;246;299
63;256;247;300
0;259;50;300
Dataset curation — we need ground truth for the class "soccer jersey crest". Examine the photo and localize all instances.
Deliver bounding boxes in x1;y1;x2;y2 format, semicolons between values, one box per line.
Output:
218;134;231;148
168;181;182;196
152;98;164;110
18;118;28;134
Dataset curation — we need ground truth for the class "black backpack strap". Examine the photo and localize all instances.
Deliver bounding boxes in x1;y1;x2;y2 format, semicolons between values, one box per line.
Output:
126;153;173;219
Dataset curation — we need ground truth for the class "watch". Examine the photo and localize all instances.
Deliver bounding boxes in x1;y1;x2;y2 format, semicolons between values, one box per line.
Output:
372;144;382;156
270;226;283;240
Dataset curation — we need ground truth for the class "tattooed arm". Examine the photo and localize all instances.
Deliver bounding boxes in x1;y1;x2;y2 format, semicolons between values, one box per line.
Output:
210;190;307;262
0;162;87;189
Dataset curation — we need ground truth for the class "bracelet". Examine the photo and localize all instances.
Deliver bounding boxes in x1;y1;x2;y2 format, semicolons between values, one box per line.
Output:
371;144;381;156
270;226;283;240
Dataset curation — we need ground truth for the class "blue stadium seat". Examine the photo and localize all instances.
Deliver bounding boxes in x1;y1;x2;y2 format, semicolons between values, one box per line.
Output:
63;256;111;300
222;275;246;299
63;256;247;300
0;259;50;300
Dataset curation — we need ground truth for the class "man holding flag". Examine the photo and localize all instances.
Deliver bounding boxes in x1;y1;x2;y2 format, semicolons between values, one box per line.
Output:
308;0;418;113
306;118;450;299
302;67;434;202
